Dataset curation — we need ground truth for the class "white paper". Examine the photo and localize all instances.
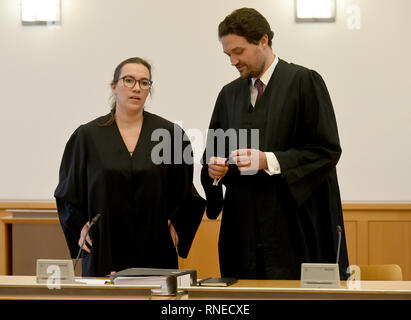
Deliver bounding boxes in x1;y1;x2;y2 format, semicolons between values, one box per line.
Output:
74;278;107;285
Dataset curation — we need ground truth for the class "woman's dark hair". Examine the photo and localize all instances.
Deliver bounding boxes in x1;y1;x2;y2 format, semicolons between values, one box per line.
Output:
100;57;152;127
218;8;274;47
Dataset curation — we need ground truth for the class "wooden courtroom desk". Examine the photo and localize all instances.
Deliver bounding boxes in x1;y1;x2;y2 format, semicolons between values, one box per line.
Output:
0;276;158;300
0;202;73;276
184;280;411;300
2;276;411;301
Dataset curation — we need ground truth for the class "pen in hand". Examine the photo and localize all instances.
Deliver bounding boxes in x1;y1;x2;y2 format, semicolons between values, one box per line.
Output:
212;158;229;186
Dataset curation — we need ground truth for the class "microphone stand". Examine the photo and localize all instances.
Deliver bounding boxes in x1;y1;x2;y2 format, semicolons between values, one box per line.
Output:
336;225;342;265
73;214;101;271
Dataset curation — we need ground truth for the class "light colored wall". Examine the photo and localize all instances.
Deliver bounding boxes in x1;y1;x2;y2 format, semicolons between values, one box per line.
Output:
0;0;410;202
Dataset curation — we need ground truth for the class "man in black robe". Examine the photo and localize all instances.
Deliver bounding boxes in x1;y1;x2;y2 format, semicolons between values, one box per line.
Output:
201;8;349;280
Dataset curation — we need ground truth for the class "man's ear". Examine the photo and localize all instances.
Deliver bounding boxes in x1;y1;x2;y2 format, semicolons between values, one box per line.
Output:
259;34;269;48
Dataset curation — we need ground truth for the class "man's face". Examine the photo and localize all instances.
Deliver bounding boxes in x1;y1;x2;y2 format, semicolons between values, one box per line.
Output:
221;34;266;79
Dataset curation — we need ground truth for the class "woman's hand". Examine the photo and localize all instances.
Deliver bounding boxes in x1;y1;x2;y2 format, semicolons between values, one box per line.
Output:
78;222;92;253
168;219;179;250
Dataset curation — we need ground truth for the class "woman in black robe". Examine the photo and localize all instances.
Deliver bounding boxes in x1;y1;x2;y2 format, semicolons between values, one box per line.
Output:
55;57;205;276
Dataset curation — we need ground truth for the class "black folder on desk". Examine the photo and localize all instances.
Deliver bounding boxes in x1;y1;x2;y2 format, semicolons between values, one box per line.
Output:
197;277;238;287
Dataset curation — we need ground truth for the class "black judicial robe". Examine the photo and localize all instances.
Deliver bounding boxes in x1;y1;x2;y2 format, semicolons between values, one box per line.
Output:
55;111;205;276
201;59;349;280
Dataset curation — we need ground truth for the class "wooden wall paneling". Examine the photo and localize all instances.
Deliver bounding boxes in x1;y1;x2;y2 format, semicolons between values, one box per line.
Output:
343;210;370;266
369;221;411;281
2;202;411;280
179;217;221;279
356;220;370;266
343;204;411;280
342;220;357;266
0;209;11;275
12;222;71;275
0;203;81;276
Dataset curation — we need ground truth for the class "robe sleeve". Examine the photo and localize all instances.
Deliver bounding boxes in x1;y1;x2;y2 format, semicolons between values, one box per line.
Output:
54;126;89;258
167;125;206;258
274;69;342;206
200;90;227;219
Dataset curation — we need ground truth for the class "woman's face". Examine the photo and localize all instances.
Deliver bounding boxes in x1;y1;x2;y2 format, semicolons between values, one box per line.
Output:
111;63;151;115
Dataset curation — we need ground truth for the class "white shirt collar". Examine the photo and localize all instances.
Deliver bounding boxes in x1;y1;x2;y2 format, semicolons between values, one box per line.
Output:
251;54;279;87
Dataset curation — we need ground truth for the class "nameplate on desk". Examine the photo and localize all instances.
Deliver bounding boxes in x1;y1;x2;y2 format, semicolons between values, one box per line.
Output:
300;263;340;288
36;259;75;284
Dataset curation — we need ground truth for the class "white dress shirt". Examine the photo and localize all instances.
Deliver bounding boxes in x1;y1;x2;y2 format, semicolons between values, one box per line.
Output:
250;55;281;175
212;55;281;186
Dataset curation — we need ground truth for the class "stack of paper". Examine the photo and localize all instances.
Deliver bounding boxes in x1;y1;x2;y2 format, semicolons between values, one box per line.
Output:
113;275;176;295
109;268;197;295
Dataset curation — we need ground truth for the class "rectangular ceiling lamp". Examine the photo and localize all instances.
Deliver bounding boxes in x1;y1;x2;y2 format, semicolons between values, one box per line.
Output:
21;0;61;25
295;0;336;22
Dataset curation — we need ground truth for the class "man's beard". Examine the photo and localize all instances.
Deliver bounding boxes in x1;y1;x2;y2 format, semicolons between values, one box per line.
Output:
238;62;265;79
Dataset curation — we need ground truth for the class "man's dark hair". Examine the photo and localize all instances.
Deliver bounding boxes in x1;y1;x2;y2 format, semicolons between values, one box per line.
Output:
218;8;274;47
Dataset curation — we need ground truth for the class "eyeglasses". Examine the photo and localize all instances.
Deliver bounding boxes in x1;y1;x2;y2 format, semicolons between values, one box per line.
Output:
120;76;152;90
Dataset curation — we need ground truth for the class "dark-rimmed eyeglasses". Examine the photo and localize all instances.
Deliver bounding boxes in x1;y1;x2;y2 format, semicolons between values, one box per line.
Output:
120;76;152;90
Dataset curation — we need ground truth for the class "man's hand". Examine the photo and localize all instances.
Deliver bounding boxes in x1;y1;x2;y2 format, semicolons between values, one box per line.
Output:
208;156;229;179
230;149;267;173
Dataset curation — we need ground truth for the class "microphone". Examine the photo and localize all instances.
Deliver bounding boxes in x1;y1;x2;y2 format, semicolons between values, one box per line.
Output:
90;213;102;225
301;224;343;288
336;225;342;265
73;213;102;271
